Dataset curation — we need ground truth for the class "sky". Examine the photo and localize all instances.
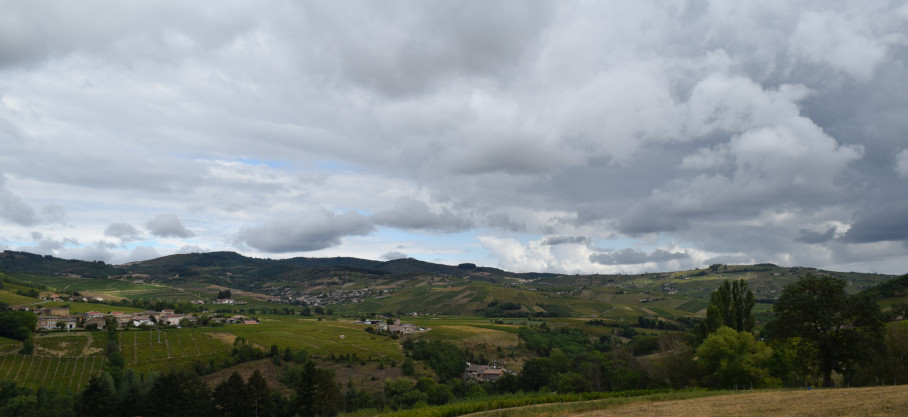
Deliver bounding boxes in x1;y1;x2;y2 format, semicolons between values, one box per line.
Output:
1;1;907;275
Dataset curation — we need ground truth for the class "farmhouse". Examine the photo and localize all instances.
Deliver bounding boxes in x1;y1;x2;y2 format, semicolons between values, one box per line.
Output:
159;314;185;326
37;316;77;330
131;315;153;327
40;307;70;316
84;317;106;329
464;362;510;382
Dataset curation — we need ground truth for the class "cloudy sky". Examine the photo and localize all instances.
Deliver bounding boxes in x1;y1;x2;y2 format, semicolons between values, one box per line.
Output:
1;1;907;275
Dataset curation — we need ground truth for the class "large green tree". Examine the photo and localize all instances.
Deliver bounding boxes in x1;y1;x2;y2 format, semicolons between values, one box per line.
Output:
696;326;777;389
768;274;884;387
697;279;755;341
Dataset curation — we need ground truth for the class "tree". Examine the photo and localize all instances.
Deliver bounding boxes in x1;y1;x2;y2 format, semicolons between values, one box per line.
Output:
696;326;777;389
697;279;755;341
80;374;116;417
247;370;273;417
294;361;341;417
213;372;251;417
769;274;884;387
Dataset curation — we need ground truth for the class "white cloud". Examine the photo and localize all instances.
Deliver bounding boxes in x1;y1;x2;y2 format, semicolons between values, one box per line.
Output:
791;11;888;80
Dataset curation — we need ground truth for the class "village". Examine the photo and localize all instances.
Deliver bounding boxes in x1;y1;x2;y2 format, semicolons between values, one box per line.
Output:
11;305;260;331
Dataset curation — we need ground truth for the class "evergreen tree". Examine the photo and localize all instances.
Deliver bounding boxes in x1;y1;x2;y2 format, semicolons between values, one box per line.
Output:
213;372;251;417
247;370;273;417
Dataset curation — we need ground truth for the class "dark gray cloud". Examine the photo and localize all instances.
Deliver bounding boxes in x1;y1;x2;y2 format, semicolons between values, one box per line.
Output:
590;248;688;266
796;227;837;244
146;214;195;238
235;208;374;253
843;202;908;244
372;198;472;232
542;236;591;246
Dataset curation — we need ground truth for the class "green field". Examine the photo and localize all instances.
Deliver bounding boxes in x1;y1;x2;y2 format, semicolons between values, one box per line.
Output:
203;317;403;361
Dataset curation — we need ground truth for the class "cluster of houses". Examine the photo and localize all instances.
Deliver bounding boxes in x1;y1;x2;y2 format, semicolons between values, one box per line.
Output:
12;306;258;331
41;294;105;303
268;287;397;306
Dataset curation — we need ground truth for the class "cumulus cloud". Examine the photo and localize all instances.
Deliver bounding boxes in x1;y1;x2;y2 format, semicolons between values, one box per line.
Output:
235;208;374;253
590;248;689;266
1;1;907;273
372;197;472;232
104;223;143;242
123;246;161;263
790;11;889;80
146;214;195;238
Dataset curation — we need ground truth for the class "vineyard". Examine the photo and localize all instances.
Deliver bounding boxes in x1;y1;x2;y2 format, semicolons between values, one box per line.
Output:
0;329;232;390
118;329;232;374
0;332;107;392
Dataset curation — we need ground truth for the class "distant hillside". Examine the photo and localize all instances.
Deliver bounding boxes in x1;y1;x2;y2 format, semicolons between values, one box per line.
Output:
0;250;900;319
0;250;122;278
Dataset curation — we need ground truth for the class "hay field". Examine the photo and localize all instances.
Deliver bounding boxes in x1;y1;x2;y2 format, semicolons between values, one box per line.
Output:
568;386;908;417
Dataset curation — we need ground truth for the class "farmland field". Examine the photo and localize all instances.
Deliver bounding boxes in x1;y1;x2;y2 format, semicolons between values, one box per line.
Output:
203;318;403;361
118;328;231;374
564;385;908;417
0;334;106;391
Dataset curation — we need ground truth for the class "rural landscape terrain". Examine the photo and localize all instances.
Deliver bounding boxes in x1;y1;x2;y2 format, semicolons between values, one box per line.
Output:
0;249;905;416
